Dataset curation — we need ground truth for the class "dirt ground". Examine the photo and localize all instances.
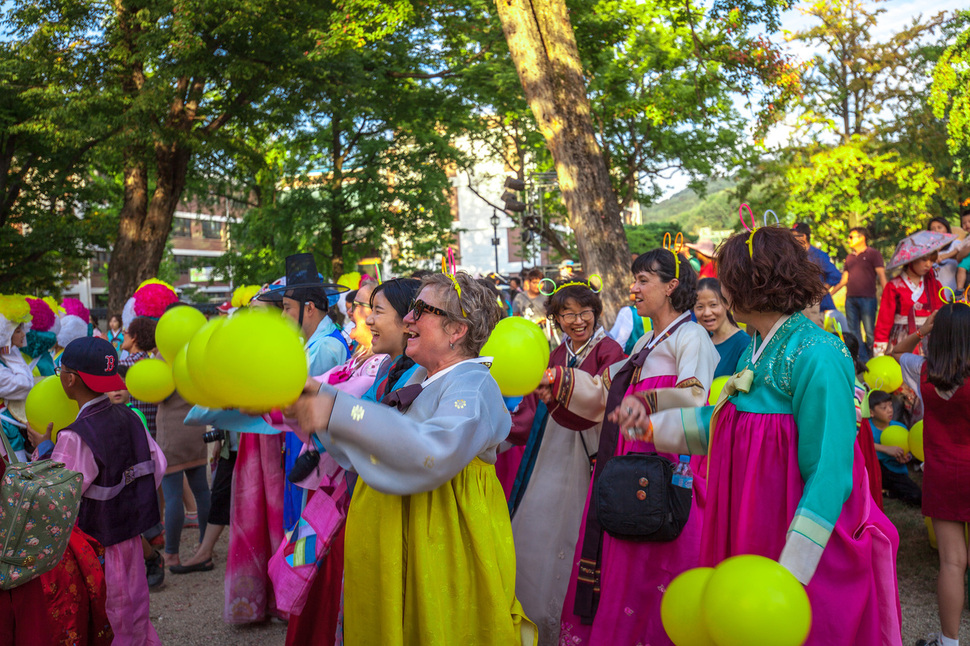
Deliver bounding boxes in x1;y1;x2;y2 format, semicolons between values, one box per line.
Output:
150;474;967;645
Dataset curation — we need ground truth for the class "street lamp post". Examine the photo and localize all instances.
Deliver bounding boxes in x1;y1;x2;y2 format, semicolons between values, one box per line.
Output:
490;210;501;274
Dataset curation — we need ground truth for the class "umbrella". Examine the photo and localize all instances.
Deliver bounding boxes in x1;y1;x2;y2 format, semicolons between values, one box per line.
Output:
886;231;954;270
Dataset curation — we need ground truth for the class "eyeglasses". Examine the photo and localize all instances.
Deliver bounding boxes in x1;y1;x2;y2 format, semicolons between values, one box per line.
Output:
558;310;595;323
410;299;451;322
352;300;372;310
55;367;76;376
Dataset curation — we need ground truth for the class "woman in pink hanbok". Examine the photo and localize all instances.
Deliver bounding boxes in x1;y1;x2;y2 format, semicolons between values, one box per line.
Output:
541;249;716;645
623;227;902;645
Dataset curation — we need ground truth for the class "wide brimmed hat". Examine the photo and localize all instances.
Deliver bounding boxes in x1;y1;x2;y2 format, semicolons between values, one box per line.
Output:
887;231;955;270
685;238;716;258
261;253;347;304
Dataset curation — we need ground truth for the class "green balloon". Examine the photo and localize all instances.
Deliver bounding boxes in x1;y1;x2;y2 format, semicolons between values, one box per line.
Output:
702;555;811;646
481;317;550;397
204;309;308;410
156;306;207;363
661;567;717;646
25;376;80;442
125;358;175;403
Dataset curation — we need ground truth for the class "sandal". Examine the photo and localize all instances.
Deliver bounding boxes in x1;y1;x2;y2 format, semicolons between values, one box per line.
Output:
169;559;214;574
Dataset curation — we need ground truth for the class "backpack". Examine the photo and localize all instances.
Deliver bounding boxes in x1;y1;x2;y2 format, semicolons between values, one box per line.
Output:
0;430;83;590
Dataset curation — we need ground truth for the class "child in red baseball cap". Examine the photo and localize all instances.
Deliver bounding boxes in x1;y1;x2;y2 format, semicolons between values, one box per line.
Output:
50;337;167;646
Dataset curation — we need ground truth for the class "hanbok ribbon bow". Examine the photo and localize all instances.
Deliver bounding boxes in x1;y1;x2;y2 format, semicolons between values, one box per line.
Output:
383;383;423;412
707;368;754;469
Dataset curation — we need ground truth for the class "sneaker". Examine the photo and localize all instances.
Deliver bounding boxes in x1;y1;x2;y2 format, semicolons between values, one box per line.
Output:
146;550;165;589
184;511;199;529
915;633;941;646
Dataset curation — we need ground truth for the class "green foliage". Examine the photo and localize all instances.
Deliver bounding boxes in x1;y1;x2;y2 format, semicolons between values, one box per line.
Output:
0;11;121;292
214;25;467;285
784;138;940;258
930;11;970;176
624;222;691;255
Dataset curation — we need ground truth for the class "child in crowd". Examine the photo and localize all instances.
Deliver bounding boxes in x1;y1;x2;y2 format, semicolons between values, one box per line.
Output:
48;337;166;645
866;390;921;507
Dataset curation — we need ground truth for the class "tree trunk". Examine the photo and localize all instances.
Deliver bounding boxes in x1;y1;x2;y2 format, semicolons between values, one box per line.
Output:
494;0;630;326
107;142;191;312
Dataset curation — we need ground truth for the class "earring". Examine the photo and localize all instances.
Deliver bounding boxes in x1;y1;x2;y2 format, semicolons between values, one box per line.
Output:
450;342;455;350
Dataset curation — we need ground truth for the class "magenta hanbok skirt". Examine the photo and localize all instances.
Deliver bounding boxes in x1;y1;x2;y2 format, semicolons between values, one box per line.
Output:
559;375;708;645
705;404;902;645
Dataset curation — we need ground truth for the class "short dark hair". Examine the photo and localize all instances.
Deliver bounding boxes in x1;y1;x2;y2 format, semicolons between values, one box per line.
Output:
716;227;827;315
509;277;521;287
370;278;421;321
345;289;357;304
791;222;811;241
546;283;603;331
525;267;544;281
849;226;870;242
868;389;892;408
925;303;970;391
926;216;952;234
126;316;157;352
840;331;867;376
631;248;697;313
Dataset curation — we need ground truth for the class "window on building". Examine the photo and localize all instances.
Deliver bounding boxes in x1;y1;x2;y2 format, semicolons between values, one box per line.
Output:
172;217;192;237
202;220;222;239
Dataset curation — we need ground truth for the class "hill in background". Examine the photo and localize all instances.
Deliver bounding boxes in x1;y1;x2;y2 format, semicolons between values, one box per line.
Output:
639;178;741;235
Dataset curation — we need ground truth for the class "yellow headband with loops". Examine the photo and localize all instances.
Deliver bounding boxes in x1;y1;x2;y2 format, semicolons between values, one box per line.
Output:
539;274;604;297
739;204;757;259
441;249;467;318
663;232;684;279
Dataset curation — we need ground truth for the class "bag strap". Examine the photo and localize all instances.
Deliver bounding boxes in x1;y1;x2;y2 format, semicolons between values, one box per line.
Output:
0;425;20;464
573;313;691;623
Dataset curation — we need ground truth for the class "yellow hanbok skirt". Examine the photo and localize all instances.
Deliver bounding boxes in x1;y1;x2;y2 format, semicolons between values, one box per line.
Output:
343;457;537;645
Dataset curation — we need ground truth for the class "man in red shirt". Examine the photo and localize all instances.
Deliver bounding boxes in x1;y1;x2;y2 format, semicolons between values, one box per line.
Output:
831;226;887;359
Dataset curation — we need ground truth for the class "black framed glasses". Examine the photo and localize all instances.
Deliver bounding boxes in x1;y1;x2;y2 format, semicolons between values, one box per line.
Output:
558;310;595;323
410;299;450;321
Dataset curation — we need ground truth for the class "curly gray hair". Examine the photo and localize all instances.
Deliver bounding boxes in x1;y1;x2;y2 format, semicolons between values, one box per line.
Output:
419;272;500;357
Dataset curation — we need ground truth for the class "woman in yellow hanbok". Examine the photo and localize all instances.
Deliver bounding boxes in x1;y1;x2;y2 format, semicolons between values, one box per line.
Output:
290;272;536;646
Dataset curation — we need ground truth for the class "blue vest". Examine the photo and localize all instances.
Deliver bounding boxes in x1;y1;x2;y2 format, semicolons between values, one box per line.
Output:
67;398;160;546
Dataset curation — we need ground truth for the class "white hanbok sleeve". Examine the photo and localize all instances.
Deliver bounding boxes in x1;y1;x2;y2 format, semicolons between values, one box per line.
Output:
0;350;34;400
608;307;633;348
315;370;511;496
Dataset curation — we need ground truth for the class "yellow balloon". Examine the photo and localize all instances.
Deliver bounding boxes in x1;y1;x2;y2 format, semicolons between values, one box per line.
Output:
879;425;909;455
909;420;924;462
863;356;903;392
172;345;210;407
156;306;207;363
661;567;717;646
204;309;308;410
125;359;175;403
185;317;230;408
708;376;729;405
702;555;811;646
25;376;80;442
480;318;550;397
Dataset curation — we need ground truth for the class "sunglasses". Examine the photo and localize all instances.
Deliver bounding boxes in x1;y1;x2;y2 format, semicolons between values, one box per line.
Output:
410;299;450;322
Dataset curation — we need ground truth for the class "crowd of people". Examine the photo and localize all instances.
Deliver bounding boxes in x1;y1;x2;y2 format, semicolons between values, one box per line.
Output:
1;211;969;646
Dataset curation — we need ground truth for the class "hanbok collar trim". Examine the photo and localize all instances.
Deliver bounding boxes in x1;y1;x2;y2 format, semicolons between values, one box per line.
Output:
76;394;110;421
645;311;691;350
901;274;924;302
750;314;792;365
422;356;491;388
564;326;606;364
